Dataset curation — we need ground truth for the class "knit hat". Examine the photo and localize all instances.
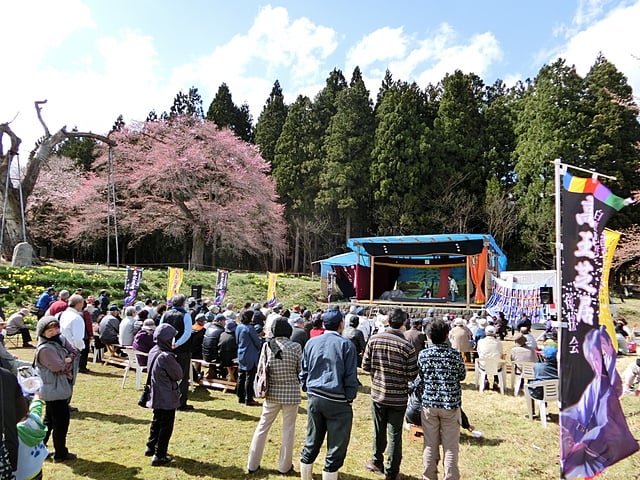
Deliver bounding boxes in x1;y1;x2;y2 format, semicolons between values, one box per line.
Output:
36;316;59;337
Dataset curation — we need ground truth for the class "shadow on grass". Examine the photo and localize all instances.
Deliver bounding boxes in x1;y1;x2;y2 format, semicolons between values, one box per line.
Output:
357;384;371;395
198;407;260;421
170;455;247;477
75;410;149;425
68;458;144;479
78;369;121;378
460;433;505;446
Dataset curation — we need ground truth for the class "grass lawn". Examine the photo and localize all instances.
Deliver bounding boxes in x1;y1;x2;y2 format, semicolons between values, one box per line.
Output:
12;317;640;480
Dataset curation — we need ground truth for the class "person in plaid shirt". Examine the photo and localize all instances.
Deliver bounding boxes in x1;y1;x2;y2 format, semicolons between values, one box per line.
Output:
246;317;302;475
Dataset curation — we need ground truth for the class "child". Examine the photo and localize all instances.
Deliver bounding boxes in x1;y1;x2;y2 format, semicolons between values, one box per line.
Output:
15;393;48;480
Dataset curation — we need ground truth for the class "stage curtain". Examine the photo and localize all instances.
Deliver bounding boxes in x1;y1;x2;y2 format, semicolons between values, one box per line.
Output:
354;264;399;300
469;247;488;303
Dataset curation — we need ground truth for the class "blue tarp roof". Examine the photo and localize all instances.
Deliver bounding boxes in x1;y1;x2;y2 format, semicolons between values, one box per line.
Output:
344;234;507;272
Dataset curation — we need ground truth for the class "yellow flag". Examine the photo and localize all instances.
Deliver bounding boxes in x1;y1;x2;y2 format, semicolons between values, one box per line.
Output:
167;267;184;302
600;229;620;350
266;272;278;307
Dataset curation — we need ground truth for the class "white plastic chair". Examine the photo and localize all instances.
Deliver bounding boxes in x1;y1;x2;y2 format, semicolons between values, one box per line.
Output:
511;361;537;396
121;348;148;390
475;358;506;394
524;379;559;428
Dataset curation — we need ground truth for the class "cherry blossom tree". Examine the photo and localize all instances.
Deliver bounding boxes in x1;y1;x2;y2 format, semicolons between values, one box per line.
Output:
69;116;286;269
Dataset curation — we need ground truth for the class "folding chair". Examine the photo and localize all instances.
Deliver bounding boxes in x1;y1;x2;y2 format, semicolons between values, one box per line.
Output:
3;332;21;348
511;361;537;396
121;348;148;390
475;358;507;394
525;379;559;428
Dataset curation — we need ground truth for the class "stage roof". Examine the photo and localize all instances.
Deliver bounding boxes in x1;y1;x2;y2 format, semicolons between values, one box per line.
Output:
345;234;507;271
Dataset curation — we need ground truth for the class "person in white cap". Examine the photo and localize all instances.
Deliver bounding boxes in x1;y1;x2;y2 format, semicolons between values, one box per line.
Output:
6;308;33;347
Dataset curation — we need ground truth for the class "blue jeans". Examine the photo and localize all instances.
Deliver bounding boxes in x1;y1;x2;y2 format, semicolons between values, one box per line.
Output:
371;401;406;477
300;395;353;472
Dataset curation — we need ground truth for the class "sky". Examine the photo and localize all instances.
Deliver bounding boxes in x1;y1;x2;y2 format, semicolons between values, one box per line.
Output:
2;0;640;157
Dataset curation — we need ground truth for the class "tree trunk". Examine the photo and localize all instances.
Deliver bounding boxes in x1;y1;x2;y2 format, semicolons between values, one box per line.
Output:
293;225;300;273
191;227;205;271
0;188;26;259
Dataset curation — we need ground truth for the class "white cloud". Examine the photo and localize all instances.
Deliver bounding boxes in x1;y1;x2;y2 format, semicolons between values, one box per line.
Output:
346;26;408;72
555;1;640;96
352;24;502;92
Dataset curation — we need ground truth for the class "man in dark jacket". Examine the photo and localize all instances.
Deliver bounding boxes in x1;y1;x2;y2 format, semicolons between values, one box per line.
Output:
160;294;193;411
290;317;309;349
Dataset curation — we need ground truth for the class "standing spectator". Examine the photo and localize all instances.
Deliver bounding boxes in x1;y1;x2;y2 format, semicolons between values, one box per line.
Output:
0;366;29;473
342;315;366;366
236;310;263;407
223;302;237;321
404;318;426;354
144;323;183;466
290;317;309;350
34;316;78;463
98;290;110;315
132;319;156;366
59;294;86;407
6;308;34;347
35;287;56;319
309;317;325;338
118;306;137;347
78;300;93;374
160;294;193;411
247;318;302;475
47;290;70;317
416;318;466;480
362;308;418;480
299;307;359;480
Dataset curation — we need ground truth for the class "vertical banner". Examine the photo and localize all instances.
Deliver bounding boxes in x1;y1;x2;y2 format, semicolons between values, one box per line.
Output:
559;172;638;479
166;267;184;302
214;269;228;306
600;229;621;352
327;271;335;303
123;266;143;307
266;272;278;307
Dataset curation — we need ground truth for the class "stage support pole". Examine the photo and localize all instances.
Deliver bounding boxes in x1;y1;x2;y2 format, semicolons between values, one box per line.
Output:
369;256;375;304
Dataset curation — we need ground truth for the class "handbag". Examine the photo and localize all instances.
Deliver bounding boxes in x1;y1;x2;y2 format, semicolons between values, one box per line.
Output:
0;375;16;480
138;353;157;408
253;343;269;399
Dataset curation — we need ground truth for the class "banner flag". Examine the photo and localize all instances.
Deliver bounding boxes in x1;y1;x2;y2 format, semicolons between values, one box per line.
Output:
327;271;335;303
123;266;143;307
600;229;621;352
266;272;278;307
166;267;183;302
559;172;638;479
214;269;228;306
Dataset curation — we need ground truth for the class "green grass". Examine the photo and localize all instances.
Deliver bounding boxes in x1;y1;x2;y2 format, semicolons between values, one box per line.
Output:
12;314;640;479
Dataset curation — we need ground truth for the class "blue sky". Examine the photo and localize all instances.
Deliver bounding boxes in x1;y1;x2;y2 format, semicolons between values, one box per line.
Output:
2;0;639;156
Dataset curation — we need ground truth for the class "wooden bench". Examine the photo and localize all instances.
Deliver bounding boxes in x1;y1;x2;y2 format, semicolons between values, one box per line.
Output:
191;359;237;393
103;344;129;368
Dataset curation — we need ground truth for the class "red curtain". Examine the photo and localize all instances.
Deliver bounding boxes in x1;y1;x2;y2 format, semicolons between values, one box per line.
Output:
469;247;488;303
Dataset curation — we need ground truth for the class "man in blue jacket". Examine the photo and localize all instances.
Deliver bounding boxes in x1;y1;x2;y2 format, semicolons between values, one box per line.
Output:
235;309;263;406
299;307;358;480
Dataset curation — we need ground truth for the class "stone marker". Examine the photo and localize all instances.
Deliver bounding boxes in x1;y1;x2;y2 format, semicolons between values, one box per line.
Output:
11;242;33;267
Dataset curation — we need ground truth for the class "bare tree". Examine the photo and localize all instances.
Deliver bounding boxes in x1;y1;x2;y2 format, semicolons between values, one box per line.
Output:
0;101;114;259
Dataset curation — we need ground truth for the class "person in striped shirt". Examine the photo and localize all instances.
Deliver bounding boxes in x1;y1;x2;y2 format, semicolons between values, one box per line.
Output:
362;308;418;480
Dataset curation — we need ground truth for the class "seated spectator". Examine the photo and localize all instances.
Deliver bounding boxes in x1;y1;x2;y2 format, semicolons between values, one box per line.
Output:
309;316;325;338
218;320;238;379
510;333;538;368
450;318;473;362
520;326;538;350
616;321;630;354
202;314;226;363
6;308;34;347
99;305;121;346
622;358;640;394
132;319;156;366
191;313;207;361
476;325;503;390
527;345;558;400
133;309;149;336
474;318;487;347
0;321;32;373
118;306;137;346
